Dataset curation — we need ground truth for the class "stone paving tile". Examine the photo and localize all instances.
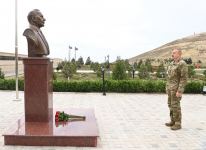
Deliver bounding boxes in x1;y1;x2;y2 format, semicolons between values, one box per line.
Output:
0;91;206;150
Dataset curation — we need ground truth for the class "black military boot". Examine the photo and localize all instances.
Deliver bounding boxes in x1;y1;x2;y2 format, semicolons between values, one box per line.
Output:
171;122;181;130
165;110;174;127
165;121;175;127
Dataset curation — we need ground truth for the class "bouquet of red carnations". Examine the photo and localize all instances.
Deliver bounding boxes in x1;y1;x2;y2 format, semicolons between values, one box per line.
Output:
55;111;86;122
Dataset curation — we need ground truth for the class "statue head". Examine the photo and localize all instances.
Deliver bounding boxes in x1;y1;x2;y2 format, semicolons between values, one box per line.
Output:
27;9;46;28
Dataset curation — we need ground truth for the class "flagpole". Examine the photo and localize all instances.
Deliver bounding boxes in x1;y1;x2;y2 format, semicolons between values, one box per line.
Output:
14;0;20;101
74;47;78;62
68;46;71;62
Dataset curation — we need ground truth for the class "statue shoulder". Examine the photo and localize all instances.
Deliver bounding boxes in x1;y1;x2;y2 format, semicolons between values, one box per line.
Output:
23;28;38;45
23;28;35;37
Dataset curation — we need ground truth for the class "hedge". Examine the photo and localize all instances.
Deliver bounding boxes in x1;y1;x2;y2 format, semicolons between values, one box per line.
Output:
0;79;24;91
184;80;205;93
0;79;205;93
53;80;102;92
105;80;166;93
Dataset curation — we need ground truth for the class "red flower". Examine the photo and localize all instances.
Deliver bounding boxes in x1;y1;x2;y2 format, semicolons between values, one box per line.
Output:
55;111;61;122
54;111;85;123
55;111;60;117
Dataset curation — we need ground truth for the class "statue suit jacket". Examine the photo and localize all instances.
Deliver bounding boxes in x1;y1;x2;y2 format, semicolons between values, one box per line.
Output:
23;25;50;57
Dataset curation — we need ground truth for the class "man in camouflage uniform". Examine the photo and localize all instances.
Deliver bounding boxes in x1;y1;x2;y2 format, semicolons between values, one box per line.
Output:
166;48;188;130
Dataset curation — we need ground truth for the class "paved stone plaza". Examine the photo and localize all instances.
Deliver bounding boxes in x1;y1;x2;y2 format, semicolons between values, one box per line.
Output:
0;90;205;150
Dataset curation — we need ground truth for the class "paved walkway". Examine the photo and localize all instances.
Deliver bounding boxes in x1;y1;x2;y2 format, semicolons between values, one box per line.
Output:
0;91;206;150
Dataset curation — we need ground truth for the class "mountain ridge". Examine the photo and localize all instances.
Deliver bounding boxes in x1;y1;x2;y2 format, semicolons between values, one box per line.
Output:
129;32;206;64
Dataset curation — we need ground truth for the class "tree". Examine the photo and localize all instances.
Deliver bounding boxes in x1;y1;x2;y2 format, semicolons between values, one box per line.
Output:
156;63;166;78
85;57;92;65
116;56;121;60
75;56;84;69
77;56;84;65
90;62;100;72
127;65;133;78
62;62;77;79
203;70;206;78
133;62;138;70
56;66;60;72
137;59;143;70
112;59;127;80
188;65;195;78
0;68;4;79
124;59;132;78
102;56;110;70
145;59;153;72
71;58;75;63
124;59;130;70
56;61;66;71
96;66;102;77
138;63;149;79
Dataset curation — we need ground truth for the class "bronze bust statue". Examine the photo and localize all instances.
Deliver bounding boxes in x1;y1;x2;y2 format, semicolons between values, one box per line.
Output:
23;9;50;57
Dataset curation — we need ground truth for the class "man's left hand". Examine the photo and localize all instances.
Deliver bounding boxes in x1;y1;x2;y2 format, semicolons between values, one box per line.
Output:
176;91;182;97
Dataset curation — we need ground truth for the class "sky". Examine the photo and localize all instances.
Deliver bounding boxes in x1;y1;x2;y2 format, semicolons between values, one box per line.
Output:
1;0;206;63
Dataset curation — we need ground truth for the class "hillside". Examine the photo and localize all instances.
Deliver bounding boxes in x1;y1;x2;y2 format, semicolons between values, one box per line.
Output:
129;32;206;64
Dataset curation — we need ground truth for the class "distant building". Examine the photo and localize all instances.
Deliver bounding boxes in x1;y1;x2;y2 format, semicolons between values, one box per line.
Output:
0;51;62;77
0;52;27;60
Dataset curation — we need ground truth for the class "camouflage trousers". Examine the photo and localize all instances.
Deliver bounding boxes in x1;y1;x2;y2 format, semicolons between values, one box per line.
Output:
167;90;182;125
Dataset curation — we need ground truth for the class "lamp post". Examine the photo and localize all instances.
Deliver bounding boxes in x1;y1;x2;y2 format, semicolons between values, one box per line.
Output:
132;65;135;79
107;55;110;78
14;0;20;101
101;66;106;96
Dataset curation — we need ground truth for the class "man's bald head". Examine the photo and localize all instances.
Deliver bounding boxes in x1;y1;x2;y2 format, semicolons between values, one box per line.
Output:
172;48;182;62
173;48;182;55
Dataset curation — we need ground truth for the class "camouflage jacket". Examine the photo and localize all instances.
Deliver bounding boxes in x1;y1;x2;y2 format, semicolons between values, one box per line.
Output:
166;59;188;93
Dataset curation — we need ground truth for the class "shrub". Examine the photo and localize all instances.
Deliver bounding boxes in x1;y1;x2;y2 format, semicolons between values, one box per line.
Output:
53;80;102;92
203;70;206;78
106;79;165;93
0;79;24;90
184;80;204;93
188;65;195;78
53;72;57;80
112;59;127;80
0;68;5;79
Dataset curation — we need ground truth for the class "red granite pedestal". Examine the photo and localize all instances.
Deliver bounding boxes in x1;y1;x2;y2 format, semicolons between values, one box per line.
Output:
3;58;99;147
3;108;99;147
23;58;53;122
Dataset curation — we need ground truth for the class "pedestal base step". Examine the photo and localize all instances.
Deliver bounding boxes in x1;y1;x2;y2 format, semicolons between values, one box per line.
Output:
3;108;99;147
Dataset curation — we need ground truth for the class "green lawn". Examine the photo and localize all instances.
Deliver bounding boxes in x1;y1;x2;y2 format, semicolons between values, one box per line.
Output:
55;72;101;81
